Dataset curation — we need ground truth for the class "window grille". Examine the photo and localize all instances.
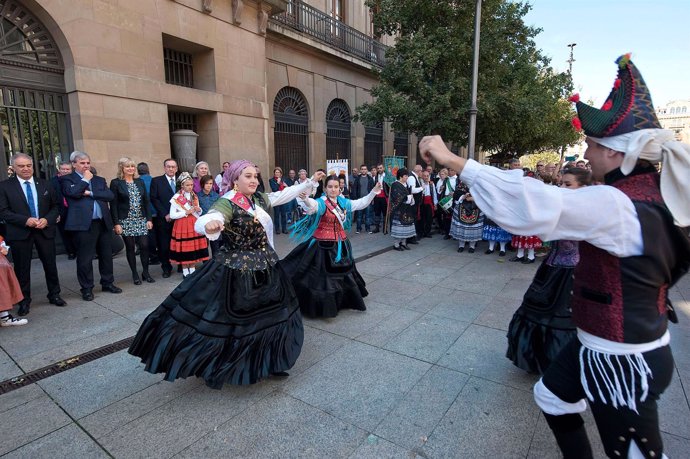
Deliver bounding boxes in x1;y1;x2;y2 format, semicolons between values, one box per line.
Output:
164;48;194;88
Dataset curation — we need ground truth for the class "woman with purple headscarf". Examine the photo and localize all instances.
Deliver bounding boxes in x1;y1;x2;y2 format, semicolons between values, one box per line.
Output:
129;160;324;388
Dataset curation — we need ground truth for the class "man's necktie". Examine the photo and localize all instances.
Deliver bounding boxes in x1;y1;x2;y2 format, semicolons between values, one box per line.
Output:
24;181;38;218
170;177;175;193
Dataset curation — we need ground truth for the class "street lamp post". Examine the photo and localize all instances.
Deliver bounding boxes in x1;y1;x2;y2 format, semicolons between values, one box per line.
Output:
467;0;482;161
567;43;577;74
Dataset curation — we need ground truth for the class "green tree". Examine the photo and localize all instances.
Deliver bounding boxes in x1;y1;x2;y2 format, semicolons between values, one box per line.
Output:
357;0;579;158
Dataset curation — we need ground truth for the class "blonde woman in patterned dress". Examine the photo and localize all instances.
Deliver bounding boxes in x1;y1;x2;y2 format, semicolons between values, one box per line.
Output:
110;157;154;285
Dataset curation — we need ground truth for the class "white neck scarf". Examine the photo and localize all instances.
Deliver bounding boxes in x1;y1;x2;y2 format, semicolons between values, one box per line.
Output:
591;128;690;226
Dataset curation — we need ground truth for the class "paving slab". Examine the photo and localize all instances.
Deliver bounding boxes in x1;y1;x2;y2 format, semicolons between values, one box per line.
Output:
374;366;470;450
657;369;690;439
284;341;430;431
0;384;44;415
383;314;470;363
38;350;163;419
80;377;202;439
348;435;419;459
354;308;424;348
178;392;366;458
438;324;539;392
2;423;108;459
473;296;519;331
422;377;539;458
401;286;458;313
386;262;458;286
427;291;493;323
98;382;278;457
661;432;690;458
363;278;426;307
290;326;351;376
0;347;22;381
0;393;72;456
303;302;397;339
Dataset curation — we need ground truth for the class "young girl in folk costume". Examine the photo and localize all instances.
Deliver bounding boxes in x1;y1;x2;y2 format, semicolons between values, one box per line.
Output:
169;172;208;277
0;236;27;327
450;181;485;253
506;168;592;374
129;160;325;388
282;175;381;318
482;217;512;257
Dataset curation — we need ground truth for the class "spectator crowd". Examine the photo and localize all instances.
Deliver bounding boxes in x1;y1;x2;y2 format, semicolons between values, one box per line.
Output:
0;151;589;328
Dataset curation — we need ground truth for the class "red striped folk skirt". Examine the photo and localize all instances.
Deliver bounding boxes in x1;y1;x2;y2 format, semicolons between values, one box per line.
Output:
170;215;209;264
511;234;543;249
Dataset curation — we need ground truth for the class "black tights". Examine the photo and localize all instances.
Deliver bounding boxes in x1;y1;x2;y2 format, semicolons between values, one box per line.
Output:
123;235;149;277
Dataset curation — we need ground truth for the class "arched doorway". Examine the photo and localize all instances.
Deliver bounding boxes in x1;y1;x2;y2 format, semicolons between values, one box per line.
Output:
0;0;71;180
273;86;309;171
325;99;351;163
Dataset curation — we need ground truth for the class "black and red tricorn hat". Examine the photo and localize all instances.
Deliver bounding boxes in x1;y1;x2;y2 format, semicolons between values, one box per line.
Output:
569;53;661;138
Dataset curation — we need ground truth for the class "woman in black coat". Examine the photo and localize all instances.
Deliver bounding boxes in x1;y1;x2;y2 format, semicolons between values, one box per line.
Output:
110;157;154;284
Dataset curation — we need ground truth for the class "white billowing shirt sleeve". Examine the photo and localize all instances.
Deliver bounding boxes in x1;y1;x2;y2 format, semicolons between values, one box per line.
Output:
406;175;423;194
169;197;186;220
350;189;377;211
299;196;320;215
194;209;225;241
268;179;316;206
460;160;643;257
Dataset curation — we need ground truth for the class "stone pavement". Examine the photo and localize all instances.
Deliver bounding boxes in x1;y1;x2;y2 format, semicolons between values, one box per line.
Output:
1;232;689;458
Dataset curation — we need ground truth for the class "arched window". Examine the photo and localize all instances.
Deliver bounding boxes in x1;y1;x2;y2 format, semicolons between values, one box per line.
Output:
273;87;309;171
0;2;71;180
363;121;383;167
326;99;351;162
683;106;687;114
670;107;675;115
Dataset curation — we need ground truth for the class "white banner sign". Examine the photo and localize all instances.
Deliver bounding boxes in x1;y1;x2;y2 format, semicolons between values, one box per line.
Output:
326;159;350;187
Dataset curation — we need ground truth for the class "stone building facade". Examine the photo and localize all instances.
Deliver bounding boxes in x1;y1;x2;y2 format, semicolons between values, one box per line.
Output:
656;99;690;143
0;0;418;181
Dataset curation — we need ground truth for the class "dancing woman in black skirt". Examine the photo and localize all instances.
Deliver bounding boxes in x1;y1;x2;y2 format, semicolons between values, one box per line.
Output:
281;175;381;318
129;160;324;388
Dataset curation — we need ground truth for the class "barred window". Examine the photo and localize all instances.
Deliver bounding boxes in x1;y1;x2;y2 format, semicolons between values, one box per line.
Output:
164;48;193;88
168;111;197;133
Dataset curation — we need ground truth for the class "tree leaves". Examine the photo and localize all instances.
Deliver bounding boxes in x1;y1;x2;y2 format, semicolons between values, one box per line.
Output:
357;0;580;157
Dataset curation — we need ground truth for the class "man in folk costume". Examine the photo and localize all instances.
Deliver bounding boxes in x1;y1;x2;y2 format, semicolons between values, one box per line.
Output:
420;54;690;459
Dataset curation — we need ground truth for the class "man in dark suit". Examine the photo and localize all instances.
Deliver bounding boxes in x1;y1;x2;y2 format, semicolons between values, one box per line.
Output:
62;151;121;301
0;153;65;316
149;158;178;278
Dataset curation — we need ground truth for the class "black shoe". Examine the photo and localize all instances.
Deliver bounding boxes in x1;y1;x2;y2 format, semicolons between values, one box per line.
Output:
408;240;419;245
102;284;122;294
485;249;495;255
283;230;289;234
162;271;171;278
443;234;451;240
457;246;464;253
48;296;67;307
372;227;380;234
522;258;536;264
394;245;404;251
142;272;155;283
67;253;76;260
81;290;94;301
499;250;506;257
402;244;411;250
509;256;524;262
17;302;30;316
271;371;290;377
468;247;475;254
133;274;142;285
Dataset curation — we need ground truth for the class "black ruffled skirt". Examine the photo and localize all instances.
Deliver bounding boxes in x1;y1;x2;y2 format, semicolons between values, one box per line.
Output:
128;258;303;389
280;238;367;318
506;260;577;374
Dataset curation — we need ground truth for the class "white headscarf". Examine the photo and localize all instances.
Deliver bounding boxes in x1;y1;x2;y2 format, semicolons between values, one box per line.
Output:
590;128;690;226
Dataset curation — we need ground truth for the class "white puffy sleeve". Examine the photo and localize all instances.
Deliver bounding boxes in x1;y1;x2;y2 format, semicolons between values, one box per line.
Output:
268;179;316;206
194;210;225;241
350;189;377;211
460;159;643;257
